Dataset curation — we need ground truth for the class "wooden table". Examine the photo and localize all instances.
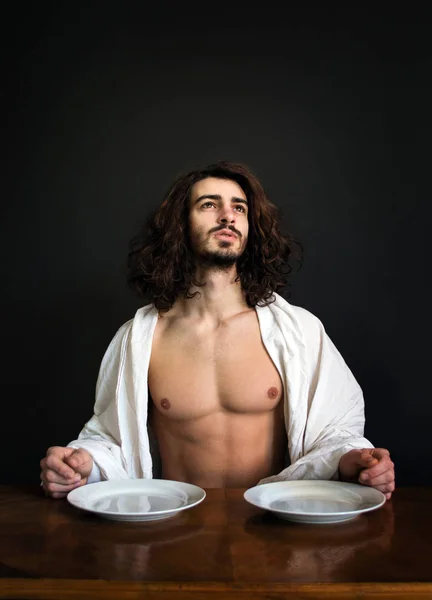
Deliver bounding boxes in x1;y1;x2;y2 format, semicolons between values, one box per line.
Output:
0;485;431;599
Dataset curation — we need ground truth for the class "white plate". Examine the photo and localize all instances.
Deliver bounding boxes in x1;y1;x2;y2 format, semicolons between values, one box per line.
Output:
67;479;206;522
244;480;386;524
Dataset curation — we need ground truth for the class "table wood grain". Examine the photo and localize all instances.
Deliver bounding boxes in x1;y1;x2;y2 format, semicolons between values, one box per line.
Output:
0;485;431;599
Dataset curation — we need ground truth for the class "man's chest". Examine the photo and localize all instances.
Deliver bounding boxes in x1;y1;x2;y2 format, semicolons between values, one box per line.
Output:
148;315;283;421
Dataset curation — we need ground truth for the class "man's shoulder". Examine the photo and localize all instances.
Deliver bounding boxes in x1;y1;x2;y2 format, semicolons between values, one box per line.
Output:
110;303;158;340
270;293;324;332
266;295;331;364
134;302;158;321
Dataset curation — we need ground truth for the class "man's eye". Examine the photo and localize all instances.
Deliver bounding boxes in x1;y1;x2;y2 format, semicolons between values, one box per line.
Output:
235;205;246;213
201;202;215;208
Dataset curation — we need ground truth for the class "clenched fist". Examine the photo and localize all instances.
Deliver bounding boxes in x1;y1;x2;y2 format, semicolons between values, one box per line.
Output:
338;447;395;500
40;446;94;499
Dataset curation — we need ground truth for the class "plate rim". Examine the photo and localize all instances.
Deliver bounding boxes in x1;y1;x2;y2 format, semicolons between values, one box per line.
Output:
243;480;386;517
67;478;206;517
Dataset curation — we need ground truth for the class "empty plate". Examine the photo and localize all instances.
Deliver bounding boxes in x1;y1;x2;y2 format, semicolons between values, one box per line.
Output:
244;480;386;524
67;479;206;522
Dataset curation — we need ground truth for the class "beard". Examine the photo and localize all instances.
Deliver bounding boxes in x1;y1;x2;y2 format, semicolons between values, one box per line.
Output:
189;226;246;271
196;246;239;269
195;239;242;270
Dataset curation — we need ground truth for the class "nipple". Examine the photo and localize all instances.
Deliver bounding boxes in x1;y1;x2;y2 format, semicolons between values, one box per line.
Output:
161;398;171;410
267;387;279;399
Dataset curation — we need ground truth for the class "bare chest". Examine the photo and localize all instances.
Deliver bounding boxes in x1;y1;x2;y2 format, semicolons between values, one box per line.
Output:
148;313;283;421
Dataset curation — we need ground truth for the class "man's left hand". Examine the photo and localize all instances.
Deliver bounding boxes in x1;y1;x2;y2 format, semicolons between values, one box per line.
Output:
338;448;395;500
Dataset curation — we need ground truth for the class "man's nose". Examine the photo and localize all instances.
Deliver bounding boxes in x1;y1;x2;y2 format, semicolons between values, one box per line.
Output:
219;207;236;224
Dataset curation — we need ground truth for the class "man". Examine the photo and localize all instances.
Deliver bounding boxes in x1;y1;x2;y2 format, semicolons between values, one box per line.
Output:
40;161;395;500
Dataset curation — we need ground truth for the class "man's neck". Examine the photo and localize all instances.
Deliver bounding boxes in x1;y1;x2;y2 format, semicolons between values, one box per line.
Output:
172;265;250;322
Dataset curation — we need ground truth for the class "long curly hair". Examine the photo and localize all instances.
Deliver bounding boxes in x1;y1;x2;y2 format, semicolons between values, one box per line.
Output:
127;161;303;311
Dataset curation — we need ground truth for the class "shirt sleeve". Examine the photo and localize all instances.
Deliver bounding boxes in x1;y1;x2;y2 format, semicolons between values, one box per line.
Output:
67;321;133;481
259;309;373;484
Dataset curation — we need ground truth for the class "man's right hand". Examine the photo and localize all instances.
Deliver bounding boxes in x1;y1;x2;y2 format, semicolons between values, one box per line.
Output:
40;446;94;499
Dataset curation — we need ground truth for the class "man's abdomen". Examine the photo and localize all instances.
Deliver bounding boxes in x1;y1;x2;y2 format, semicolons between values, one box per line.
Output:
149;406;287;488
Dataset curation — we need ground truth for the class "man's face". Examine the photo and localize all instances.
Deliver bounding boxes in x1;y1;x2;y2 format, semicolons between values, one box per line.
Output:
188;177;249;267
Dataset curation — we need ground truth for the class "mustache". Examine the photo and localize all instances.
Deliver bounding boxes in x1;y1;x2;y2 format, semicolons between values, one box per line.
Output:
208;225;242;238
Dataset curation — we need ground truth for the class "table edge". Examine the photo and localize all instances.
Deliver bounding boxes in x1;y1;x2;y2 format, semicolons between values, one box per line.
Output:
1;578;432;599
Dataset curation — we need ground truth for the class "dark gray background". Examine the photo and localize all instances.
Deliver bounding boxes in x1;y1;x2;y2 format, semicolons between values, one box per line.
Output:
2;4;431;485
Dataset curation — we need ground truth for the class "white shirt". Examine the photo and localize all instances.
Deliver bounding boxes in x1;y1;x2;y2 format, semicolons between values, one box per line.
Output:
68;293;373;485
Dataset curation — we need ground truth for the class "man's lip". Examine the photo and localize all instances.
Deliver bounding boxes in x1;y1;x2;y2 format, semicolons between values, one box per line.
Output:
214;230;237;238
